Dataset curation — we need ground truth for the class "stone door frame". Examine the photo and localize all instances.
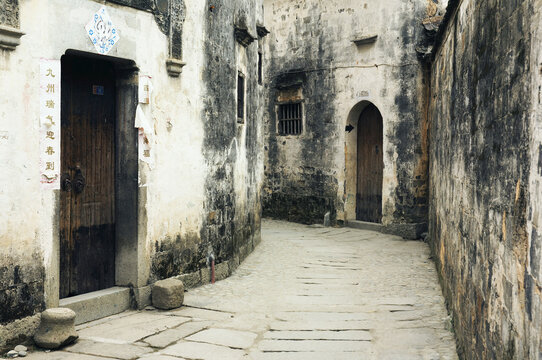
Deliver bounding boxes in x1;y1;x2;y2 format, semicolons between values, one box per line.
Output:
46;49;147;308
344;100;386;222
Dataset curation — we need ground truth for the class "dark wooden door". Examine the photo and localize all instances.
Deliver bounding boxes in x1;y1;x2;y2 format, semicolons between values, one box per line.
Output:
60;55;116;298
356;104;383;223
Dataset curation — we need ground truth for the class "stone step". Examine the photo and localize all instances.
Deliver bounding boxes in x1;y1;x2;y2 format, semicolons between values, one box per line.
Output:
346;220;382;232
59;287;131;325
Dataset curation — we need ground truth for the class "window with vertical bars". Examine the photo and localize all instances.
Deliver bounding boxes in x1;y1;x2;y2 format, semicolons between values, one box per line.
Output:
278;103;302;135
237;73;245;123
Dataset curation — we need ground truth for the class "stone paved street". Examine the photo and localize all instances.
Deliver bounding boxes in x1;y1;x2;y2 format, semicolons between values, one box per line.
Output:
23;220;458;359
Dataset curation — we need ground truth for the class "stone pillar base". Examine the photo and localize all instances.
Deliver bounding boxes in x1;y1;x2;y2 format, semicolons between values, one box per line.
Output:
34;308;78;349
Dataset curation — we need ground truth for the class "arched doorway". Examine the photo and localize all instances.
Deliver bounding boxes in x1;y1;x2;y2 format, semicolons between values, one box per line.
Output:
356;104;383;222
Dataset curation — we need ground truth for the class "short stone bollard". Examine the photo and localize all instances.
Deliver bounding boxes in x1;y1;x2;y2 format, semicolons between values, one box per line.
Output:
323;212;331;227
34;308;78;349
152;278;185;310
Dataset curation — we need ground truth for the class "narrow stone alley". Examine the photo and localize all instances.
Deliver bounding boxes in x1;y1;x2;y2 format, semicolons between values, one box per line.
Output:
23;220;457;360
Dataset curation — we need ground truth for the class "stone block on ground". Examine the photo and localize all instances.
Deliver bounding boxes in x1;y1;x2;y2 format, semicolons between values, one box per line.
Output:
163;341;245;360
64;339;153;360
177;271;201;289
138;355;185;360
77;312;190;343
33;308;78;349
143;321;212;348
23;351;111;359
214;262;231;282
152;278;185;310
200;268;211;284
171;307;233;321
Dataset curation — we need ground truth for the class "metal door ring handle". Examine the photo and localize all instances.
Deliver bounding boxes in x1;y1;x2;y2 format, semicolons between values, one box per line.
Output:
73;169;86;194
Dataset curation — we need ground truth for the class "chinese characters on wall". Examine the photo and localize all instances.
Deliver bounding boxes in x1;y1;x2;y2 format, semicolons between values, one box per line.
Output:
40;59;61;189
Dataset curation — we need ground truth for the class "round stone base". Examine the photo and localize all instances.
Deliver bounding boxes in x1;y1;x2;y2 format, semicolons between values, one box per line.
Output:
33;308;78;349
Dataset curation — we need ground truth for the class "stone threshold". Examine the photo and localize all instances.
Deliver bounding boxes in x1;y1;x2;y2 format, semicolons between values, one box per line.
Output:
346;220;427;240
346;220;383;232
59;287;131;325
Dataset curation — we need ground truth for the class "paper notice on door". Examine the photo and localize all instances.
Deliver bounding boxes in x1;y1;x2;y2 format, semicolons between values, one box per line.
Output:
138;75;153;104
139;129;153;166
135;105;154;167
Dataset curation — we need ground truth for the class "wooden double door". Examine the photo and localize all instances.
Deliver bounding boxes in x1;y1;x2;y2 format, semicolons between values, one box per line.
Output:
356;104;383;223
60;55;116;298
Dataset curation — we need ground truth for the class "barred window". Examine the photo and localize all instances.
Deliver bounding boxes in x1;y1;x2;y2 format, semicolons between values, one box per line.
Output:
237;72;245;123
278;103;302;135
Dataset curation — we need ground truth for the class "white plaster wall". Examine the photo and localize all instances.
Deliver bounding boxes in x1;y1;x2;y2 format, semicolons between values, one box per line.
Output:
0;0;209;305
144;0;206;258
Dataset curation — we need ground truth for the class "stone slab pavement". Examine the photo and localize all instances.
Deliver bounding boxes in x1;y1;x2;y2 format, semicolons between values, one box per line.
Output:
19;220;458;359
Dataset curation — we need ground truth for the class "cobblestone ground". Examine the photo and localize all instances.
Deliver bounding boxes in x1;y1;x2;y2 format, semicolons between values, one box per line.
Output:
24;220;458;360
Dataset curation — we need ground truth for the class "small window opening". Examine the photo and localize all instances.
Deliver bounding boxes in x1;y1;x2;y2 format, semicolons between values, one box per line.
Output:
258;52;263;85
237;72;245;123
278;103;302;135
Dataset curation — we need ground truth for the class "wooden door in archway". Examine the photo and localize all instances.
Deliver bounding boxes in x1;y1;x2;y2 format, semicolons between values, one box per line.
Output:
356;104;383;223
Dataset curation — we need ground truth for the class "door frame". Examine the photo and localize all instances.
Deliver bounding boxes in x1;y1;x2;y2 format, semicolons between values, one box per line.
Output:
344;100;385;222
49;49;143;304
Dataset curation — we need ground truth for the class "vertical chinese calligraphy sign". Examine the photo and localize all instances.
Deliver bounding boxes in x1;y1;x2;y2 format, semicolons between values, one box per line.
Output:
40;59;61;190
86;6;120;55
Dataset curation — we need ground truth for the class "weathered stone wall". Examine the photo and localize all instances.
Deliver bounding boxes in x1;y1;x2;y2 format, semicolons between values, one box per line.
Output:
149;0;265;282
528;2;542;359
429;0;542;358
262;0;441;236
0;0;264;349
200;0;264;269
0;253;44;324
